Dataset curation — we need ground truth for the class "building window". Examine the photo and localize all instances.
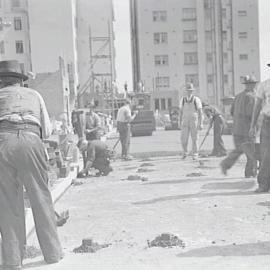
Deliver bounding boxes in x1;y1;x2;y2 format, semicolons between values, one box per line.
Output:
182;8;196;20
223;74;228;84
153;10;167;22
14;17;22;30
206;52;212;62
239;54;248;60
161;98;166;110
205;31;212;40
185;74;199;87
156;76;170;88
153;32;168;44
15;40;23;53
222;31;227;41
222;8;226;18
0;40;4;54
183;30;197;43
238;32;247;39
238;10;247;16
168;98;172;109
223;52;228;62
19;63;25;74
11;0;20;7
155;55;169;66
184;52;198;65
207;74;213;84
154;99;160;110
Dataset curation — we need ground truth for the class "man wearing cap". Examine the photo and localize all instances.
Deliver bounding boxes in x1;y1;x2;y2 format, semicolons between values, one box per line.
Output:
76;139;113;177
250;65;270;192
203;103;227;157
84;101;101;141
179;83;203;160
221;75;258;178
116;98;138;160
0;60;62;269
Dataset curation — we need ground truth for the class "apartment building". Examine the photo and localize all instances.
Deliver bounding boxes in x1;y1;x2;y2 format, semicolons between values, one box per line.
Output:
130;0;260;112
0;0;32;74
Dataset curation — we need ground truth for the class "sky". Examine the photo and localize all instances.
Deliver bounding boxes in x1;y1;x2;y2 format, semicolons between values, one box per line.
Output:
113;0;270;91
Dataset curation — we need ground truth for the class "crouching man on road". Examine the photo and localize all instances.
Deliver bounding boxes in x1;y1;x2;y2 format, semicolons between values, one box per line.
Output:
77;139;113;177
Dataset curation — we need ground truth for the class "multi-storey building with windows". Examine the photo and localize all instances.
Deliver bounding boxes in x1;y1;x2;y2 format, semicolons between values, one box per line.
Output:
0;0;32;74
130;0;260;112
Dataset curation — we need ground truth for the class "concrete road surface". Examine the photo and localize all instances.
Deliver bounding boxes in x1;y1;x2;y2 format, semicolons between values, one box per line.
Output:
24;154;270;270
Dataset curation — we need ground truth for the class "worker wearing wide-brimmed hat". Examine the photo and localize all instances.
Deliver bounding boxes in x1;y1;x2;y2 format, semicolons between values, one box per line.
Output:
179;83;203;160
250;65;270;192
0;60;63;269
221;74;258;178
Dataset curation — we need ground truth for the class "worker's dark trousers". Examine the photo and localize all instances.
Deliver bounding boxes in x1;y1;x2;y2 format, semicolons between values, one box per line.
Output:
221;135;256;177
0;131;62;267
212;116;226;156
117;122;131;157
257;117;270;189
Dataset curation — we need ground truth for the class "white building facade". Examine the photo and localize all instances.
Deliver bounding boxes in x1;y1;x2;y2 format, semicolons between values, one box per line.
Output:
130;0;260;112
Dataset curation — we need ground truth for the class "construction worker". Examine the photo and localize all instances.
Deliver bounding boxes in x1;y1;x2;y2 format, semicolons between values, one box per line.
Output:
84;101;101;141
221;75;258;178
116;98;138;160
0;60;62;269
179;83;203;160
202;103;227;157
77;139;113;177
250;64;270;192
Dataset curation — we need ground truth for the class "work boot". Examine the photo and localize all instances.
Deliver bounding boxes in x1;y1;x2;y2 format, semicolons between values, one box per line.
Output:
254;187;270;193
182;153;187;160
220;161;228;176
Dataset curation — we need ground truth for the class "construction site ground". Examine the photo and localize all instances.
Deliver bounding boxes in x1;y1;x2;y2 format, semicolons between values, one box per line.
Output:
24;138;270;270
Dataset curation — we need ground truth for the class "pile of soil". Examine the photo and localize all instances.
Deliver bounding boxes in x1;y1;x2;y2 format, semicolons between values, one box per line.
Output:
23;246;41;259
73;238;111;253
147;233;185;248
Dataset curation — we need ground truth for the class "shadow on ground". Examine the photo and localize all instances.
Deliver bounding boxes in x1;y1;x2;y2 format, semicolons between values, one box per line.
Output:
177;242;270;257
201;181;255;191
133;190;263;205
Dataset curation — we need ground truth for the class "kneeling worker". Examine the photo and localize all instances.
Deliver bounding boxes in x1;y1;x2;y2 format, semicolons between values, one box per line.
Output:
77;139;113;177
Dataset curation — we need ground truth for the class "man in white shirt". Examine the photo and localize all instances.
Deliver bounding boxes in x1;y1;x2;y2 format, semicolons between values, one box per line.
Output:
116;98;137;160
179;83;203;160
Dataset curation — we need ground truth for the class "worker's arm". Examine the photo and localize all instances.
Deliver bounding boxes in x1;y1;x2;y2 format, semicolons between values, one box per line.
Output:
249;97;263;139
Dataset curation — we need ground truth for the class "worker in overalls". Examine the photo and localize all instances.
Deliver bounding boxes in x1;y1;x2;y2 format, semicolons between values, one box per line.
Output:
0;60;63;270
179;83;203;160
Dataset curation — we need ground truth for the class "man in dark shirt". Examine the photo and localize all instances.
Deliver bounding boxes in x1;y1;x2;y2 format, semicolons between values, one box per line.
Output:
77;139;113;177
203;103;227;157
220;75;258;177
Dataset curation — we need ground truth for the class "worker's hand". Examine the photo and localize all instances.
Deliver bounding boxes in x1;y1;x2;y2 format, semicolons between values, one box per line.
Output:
249;127;256;140
197;124;203;131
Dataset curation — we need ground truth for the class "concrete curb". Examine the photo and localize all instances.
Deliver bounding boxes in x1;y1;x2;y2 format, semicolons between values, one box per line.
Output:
25;161;82;238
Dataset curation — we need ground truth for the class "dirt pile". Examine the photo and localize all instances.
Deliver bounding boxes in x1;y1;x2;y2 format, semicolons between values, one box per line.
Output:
73;238;111;253
140;163;155;167
137;168;155;173
147;233;185;248
186;172;205;177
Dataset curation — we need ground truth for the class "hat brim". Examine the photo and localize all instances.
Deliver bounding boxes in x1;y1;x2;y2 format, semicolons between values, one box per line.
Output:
0;71;28;81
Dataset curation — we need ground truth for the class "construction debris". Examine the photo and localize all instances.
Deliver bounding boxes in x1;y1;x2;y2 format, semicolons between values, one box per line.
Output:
73;238;111;253
147;233;185;248
186;172;205;177
71;179;84;186
23;246;41;259
55;210;70;227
